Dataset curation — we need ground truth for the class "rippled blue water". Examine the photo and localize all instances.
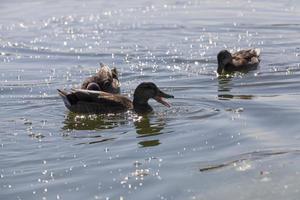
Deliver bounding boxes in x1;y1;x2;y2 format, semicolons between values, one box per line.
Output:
1;0;300;199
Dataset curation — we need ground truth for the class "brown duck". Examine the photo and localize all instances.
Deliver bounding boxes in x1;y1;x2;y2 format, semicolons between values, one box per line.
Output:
81;63;120;93
58;82;174;114
217;49;261;75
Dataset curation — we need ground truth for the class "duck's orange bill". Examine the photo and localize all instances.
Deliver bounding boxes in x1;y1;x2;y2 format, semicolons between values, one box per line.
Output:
153;90;174;108
154;96;171;107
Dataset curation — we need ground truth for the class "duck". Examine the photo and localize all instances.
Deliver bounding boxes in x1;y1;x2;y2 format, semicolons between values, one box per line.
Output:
217;49;261;75
58;82;174;114
81;63;120;93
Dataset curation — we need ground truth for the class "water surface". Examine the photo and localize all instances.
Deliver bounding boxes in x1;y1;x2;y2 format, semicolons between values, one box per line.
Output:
1;0;300;199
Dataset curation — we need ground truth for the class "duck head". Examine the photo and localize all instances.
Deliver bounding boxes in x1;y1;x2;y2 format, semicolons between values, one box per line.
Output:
133;82;174;113
217;50;232;74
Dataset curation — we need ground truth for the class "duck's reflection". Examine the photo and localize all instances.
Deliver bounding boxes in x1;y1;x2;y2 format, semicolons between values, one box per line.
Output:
62;112;127;131
218;76;233;93
62;112;167;147
138;139;161;147
134;115;165;148
62;112;129;145
217;76;254;100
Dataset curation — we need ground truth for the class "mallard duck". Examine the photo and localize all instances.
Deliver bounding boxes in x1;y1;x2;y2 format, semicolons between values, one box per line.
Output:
217;49;261;75
58;82;174;114
81;63;120;93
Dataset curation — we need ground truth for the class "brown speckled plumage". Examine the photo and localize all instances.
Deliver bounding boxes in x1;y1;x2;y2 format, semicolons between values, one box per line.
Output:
81;63;120;93
217;49;261;74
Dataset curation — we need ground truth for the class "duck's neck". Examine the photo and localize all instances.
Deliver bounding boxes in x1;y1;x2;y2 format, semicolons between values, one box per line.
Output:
217;59;224;74
218;62;232;74
133;97;153;114
217;65;223;74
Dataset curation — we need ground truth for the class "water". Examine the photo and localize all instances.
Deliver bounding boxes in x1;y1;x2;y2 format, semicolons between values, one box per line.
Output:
1;0;300;199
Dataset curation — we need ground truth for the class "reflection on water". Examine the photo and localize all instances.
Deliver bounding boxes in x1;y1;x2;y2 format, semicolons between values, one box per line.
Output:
134;116;165;136
62;112;128;131
61;112;128;145
199;149;300;172
75;137;115;145
218;76;254;100
62;112;167;147
134;115;166;147
138;139;161;147
218;94;254;100
1;0;300;199
218;76;234;93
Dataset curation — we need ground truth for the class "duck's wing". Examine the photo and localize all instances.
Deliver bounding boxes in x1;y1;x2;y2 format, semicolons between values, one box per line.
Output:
232;49;261;66
233;49;260;61
58;89;132;114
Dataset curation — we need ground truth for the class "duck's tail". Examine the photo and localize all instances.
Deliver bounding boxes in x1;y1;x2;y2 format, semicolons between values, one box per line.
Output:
57;89;72;108
253;48;261;57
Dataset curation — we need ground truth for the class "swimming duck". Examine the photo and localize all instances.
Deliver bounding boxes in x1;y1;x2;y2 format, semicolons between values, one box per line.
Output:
217;49;261;75
58;82;174;114
81;63;120;93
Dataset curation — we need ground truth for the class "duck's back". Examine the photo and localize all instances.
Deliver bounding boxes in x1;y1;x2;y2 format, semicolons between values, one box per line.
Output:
231;49;261;70
58;89;132;114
